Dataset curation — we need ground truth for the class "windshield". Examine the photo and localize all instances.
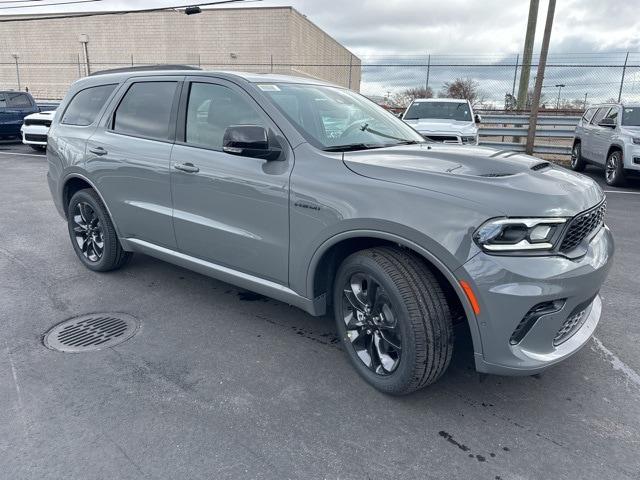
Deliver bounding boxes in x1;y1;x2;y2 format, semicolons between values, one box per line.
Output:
404;101;472;122
259;83;424;150
622;107;640;126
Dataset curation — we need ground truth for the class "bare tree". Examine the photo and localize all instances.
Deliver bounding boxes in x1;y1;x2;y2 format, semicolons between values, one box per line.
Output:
392;85;434;107
439;77;484;106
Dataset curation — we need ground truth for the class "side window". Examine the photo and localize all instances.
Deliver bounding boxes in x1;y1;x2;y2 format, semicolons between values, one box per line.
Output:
6;93;32;108
604;107;618;124
590;107;609;125
185;82;265;150
582;108;596;123
61;84;117;126
0;94;6;108
113;82;178;140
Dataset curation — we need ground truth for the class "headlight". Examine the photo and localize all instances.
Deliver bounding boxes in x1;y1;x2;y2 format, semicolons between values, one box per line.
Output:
632;137;640;145
474;218;567;252
462;135;477;144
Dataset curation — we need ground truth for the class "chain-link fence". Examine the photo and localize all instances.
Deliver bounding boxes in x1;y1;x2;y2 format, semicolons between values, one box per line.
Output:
1;52;638;109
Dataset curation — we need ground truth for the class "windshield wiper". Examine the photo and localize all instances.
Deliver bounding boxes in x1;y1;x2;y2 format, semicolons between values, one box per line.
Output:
323;143;387;152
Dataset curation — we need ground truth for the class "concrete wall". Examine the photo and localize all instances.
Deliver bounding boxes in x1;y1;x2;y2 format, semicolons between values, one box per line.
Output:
0;7;360;99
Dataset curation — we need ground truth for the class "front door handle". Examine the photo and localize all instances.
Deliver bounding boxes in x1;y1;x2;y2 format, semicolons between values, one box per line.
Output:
174;162;199;173
89;146;107;156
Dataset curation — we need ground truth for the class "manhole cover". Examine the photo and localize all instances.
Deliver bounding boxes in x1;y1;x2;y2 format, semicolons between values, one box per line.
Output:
44;313;139;352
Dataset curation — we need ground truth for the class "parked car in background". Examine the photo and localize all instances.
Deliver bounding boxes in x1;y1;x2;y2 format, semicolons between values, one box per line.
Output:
48;69;613;395
21;109;55;151
571;102;640;186
402;98;480;144
0;91;39;141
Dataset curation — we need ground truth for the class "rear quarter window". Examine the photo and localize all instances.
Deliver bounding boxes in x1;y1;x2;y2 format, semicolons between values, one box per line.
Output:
61;84;117;126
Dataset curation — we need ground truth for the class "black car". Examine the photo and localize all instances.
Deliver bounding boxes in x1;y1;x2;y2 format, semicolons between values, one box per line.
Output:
0;91;39;140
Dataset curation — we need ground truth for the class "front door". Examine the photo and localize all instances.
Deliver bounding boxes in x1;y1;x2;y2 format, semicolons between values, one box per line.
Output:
170;79;292;284
583;107;609;163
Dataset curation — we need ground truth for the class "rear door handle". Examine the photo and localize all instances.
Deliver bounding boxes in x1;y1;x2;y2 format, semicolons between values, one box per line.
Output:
89;146;107;156
173;162;199;173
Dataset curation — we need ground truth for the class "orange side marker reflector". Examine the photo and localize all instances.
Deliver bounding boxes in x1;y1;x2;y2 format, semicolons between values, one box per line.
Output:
459;280;481;315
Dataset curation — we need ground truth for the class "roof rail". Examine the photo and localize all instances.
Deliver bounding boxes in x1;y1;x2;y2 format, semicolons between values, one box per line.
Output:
89;64;201;76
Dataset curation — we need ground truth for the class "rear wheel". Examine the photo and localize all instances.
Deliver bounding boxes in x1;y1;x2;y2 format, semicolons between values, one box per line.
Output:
67;189;131;271
570;142;586;172
605;150;626;187
333;247;454;395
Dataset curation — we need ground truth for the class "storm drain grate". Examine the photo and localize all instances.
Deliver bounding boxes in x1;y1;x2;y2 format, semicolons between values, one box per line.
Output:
44;313;139;352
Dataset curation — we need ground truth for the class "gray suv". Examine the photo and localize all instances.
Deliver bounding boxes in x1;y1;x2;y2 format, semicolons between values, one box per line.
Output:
571;102;640;186
47;68;614;394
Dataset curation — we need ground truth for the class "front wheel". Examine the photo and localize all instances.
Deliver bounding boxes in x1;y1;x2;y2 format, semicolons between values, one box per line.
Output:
67;189;131;271
605;150;626;187
333;247;454;395
570;142;586;172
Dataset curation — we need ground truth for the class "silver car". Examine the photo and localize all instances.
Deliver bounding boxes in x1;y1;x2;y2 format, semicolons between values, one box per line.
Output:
571;102;640;186
47;68;613;395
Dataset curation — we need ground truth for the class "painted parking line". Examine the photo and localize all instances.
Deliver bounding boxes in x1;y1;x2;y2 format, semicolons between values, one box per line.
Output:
603;190;640;195
592;337;640;390
0;151;44;158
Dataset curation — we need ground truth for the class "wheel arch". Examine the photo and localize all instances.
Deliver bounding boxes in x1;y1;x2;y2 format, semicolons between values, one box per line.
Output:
606;143;623;159
306;230;482;354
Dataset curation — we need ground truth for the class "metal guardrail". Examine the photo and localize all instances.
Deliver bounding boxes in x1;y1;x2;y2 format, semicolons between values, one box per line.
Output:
479;114;581;155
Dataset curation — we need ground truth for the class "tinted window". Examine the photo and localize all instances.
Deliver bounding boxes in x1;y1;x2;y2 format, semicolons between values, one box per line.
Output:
622;107;640;126
6;93;32;108
113;82;178;140
582;108;596;123
62;84;117;126
0;94;5;109
590;107;610;125
404;101;472;121
186;83;265;150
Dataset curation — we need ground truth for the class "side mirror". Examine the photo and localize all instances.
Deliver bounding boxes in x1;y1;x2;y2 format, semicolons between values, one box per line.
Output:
222;125;279;160
474;114;482;124
597;117;616;128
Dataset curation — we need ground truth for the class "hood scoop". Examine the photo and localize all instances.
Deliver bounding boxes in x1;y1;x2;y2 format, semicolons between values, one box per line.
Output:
479;173;513;177
531;161;551;171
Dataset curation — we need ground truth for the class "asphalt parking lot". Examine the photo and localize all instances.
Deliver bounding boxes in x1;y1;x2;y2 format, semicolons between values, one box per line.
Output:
1;143;639;480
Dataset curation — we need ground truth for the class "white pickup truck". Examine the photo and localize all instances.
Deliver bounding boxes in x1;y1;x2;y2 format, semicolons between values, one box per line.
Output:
402;98;480;145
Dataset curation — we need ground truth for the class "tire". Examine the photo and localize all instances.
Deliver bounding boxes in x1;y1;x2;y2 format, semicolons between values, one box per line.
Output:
605;150;626;187
67;188;131;272
333;247;454;395
29;144;46;152
570;142;586;172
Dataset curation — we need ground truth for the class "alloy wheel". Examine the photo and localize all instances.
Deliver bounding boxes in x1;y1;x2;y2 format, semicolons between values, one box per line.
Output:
342;272;402;375
72;202;104;262
605;153;619;183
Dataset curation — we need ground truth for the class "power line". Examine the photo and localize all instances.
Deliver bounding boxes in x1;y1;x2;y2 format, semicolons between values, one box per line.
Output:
0;0;100;9
0;0;258;21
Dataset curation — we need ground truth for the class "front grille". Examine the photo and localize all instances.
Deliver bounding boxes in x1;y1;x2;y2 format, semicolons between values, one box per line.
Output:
553;297;594;346
24;118;51;127
424;135;459;143
24;133;47;142
559;200;606;253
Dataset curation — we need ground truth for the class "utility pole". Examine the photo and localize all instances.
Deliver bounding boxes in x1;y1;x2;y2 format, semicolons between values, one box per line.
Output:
555;83;565;109
426;53;431;93
583;92;588;109
526;0;556;155
79;34;90;76
618;51;629;102
11;54;20;90
511;53;520;96
516;0;539;110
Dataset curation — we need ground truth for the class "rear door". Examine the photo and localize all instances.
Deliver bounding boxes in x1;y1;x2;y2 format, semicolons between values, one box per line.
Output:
86;77;182;249
170;77;292;283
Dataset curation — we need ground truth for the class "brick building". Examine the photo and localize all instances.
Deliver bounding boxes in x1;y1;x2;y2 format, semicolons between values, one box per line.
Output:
0;7;361;99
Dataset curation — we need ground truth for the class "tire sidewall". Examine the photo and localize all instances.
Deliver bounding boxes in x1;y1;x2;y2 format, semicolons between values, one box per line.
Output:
605;151;624;186
334;254;419;393
67;190;114;271
571;142;585;171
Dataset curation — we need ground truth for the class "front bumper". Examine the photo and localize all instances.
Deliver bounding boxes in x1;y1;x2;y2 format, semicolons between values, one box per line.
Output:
623;142;640;172
458;225;614;376
21;124;49;146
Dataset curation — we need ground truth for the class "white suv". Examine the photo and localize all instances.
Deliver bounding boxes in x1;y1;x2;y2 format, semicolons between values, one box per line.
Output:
571;102;640;186
401;98;480;145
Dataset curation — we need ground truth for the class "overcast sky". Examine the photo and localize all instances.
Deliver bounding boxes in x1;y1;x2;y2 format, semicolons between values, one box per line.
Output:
2;0;639;103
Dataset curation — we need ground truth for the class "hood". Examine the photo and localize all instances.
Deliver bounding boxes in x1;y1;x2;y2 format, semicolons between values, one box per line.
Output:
620;126;640;136
25;110;56;120
343;144;604;217
403;118;477;135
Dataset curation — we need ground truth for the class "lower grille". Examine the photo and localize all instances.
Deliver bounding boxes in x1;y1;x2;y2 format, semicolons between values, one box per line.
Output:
559;200;606;253
510;300;565;345
553;297;594;346
25;133;47;142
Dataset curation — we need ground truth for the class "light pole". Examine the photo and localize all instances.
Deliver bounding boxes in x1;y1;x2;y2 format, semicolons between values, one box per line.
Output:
12;54;21;90
555;83;565;110
79;34;90;76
